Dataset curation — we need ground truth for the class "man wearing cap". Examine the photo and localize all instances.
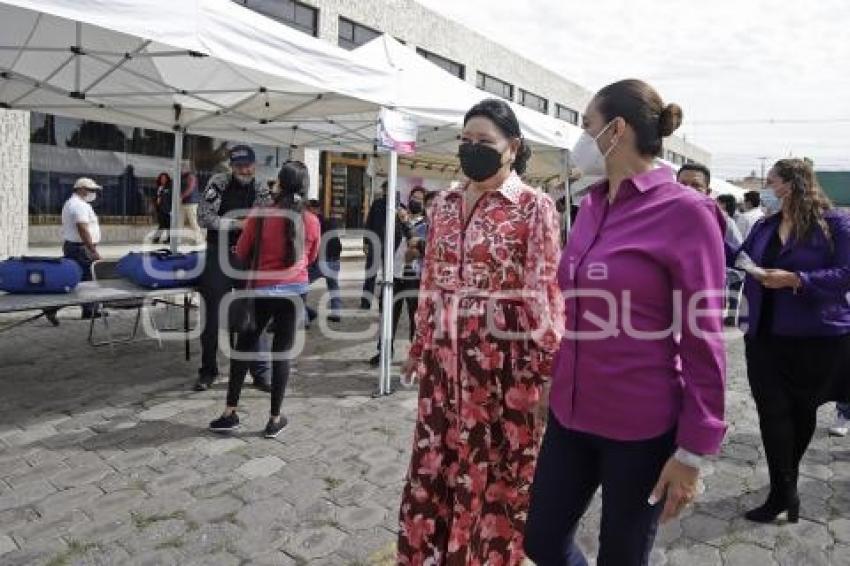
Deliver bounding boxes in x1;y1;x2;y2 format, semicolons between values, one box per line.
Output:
195;145;273;392
61;177;103;319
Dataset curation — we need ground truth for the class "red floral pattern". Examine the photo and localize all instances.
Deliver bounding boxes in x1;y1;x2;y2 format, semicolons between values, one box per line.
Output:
398;173;564;565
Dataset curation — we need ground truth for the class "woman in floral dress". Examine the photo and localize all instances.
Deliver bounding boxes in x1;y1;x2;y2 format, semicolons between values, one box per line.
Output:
397;99;564;565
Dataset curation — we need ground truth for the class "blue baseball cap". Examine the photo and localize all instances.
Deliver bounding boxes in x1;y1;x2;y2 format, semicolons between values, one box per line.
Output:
229;145;256;165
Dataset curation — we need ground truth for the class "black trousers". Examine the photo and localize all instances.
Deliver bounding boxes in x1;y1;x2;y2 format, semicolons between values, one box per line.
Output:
745;334;850;496
198;244;270;379
361;242;382;307
525;414;675;566
376;277;420;352
62;241;97;317
227;297;300;416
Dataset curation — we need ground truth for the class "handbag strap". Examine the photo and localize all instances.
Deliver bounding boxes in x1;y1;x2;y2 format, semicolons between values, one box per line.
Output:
247;215;264;290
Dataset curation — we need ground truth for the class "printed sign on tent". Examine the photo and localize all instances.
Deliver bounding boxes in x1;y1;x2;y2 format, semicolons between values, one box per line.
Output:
377;108;418;155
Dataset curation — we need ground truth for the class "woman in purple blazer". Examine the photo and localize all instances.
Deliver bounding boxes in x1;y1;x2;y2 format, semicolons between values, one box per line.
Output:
739;158;850;523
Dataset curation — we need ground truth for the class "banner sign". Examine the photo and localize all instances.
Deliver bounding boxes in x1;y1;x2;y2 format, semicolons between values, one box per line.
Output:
377;108;417;155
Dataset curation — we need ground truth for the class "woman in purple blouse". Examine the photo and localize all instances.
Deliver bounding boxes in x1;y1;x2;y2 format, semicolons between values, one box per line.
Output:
738;158;850;523
524;79;727;566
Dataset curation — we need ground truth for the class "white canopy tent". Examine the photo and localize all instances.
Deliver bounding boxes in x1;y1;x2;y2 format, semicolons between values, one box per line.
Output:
0;0;582;395
352;35;582;180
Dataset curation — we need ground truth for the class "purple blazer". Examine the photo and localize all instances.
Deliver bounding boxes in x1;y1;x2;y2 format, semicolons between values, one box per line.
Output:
738;210;850;337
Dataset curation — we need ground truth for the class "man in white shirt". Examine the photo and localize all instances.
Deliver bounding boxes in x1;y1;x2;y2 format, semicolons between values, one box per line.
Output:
736;191;765;240
61;177;103;318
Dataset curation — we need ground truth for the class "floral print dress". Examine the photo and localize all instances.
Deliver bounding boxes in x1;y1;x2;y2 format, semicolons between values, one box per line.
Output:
398;172;564;565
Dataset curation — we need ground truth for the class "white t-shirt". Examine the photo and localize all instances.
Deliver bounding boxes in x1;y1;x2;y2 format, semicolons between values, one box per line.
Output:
61;193;101;244
735;207;765;240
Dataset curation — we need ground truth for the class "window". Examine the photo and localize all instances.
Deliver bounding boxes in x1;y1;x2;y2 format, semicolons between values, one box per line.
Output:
338;17;380;50
519;89;548;114
416;48;465;79
476;72;514;100
555;103;579;125
233;0;319;37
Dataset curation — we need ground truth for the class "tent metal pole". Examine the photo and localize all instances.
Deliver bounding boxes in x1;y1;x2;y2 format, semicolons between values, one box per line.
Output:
378;149;399;396
171;131;184;252
562;148;572;236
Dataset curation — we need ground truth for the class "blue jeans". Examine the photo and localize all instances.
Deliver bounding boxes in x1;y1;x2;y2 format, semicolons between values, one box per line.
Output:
307;261;341;317
62;241;98;317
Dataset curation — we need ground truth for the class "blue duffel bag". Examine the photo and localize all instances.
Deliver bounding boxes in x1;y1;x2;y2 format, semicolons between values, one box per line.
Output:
116;250;202;289
0;256;83;294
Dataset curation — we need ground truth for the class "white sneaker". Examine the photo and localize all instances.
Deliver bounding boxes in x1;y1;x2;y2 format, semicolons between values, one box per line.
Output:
829;416;849;437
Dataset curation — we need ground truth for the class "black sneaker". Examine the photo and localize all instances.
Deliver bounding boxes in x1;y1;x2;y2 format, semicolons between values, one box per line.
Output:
263;416;288;438
360;299;371;310
369;353;381;367
195;371;217;392
209;412;240;433
327;314;341;323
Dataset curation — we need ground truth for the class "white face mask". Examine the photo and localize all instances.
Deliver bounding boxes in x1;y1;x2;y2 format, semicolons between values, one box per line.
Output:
760;189;781;214
570;120;617;177
84;192;98;203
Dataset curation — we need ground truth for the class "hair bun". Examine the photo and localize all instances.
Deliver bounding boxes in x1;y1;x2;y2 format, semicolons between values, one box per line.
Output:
659;103;683;137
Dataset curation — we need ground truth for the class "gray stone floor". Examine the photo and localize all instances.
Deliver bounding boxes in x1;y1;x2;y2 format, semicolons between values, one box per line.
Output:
0;271;849;565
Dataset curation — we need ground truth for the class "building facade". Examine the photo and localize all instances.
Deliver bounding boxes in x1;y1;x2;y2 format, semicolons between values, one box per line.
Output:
5;0;712;253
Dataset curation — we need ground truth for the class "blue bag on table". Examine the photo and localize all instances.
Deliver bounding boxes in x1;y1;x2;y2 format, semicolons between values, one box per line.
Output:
116;250;201;289
0;256;83;294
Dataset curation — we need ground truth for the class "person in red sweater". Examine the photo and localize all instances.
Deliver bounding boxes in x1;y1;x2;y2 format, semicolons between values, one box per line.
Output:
209;161;320;438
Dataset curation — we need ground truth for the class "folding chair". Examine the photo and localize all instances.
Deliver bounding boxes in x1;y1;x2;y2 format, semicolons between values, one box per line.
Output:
88;260;162;351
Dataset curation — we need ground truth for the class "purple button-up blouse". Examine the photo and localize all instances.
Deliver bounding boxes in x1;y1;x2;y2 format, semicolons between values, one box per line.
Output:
738;209;850;337
550;167;728;455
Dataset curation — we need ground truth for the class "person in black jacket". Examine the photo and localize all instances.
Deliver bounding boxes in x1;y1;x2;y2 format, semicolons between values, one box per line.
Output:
306;199;342;323
361;182;389;309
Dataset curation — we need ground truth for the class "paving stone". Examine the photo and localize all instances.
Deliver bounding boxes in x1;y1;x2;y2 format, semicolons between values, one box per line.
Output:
722;542;776;566
0;479;57;512
236;455;286;479
667;542;721;566
283;525;347;561
35;484;103;517
85;489;148;520
337;502;387;531
831;517;850;544
185;495;243;523
234;499;297;529
0;534;18;556
184;552;241;566
12;509;90;543
51;463;113;489
0;506;40;533
147;468;203;494
118;518;188;553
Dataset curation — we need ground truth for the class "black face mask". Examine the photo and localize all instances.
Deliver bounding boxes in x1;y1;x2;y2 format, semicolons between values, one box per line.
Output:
458;142;505;182
408;200;424;215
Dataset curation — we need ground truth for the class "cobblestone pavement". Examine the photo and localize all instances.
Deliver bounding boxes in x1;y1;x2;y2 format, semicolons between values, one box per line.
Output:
1;267;849;565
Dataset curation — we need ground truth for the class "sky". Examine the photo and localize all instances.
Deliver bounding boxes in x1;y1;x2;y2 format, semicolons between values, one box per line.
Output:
417;0;850;180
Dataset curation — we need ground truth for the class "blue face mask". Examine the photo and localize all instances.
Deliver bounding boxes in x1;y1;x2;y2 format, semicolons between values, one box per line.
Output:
760;190;781;214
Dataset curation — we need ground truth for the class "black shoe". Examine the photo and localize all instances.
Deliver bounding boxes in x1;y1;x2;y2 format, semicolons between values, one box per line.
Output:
744;492;800;523
253;379;271;393
195;371;217;392
44;309;60;326
209;412;240;433
327;314;341;323
264;416;288;438
369;353;381;367
360;299;371;310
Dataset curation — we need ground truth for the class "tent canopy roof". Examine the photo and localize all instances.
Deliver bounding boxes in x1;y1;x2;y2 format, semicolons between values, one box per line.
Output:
0;0;394;148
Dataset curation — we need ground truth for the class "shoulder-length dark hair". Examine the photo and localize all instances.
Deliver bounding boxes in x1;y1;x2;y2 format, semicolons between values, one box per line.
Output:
276;160;309;267
773;158;833;245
